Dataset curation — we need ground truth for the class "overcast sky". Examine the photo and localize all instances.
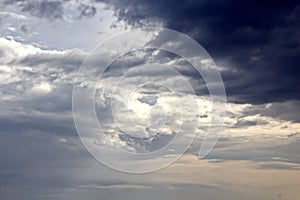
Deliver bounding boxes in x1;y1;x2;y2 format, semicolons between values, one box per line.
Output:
0;1;300;200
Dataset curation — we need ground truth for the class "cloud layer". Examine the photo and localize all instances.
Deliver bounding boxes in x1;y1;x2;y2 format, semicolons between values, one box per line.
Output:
0;1;299;199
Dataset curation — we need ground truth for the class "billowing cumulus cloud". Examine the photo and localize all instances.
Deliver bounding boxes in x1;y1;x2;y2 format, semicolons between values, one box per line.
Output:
1;36;299;156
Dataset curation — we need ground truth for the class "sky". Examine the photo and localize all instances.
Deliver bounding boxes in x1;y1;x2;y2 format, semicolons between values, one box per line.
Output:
0;0;300;199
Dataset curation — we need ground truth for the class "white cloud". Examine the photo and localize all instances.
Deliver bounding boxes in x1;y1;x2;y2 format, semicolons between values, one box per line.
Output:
30;81;53;94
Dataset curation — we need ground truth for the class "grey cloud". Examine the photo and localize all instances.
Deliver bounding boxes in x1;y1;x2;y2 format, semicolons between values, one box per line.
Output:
102;48;207;96
22;1;64;20
233;118;269;128
16;50;85;71
137;95;158;106
257;163;300;170
19;23;36;35
1;0;101;22
119;133;175;153
206;140;300;164
171;183;220;190
3;0;65;20
1;37;184;155
76;180;129;190
0;38;85;137
242;101;300;123
287;132;300;138
78;4;97;18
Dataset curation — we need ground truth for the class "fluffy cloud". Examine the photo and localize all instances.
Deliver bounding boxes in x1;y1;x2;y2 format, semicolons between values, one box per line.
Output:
0;36;299;200
1;36;299;154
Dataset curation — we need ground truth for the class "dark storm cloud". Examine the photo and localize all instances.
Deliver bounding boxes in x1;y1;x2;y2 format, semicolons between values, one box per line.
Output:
97;0;300;104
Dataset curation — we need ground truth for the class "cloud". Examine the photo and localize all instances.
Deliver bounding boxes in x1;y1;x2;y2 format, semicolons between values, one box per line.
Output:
3;0;298;104
0;36;299;158
0;37;192;155
3;0;65;21
257;162;300;170
1;0;102;22
239;101;300;123
78;3;97;18
0;38;85;138
0;2;300;200
19;23;37;35
76;180;154;190
0;11;27;20
97;0;300;104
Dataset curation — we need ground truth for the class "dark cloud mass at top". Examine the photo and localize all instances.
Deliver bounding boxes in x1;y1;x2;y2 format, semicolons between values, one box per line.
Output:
2;0;299;104
96;0;300;104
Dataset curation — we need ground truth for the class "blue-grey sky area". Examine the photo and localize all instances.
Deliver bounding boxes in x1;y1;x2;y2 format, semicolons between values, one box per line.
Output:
0;1;300;200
